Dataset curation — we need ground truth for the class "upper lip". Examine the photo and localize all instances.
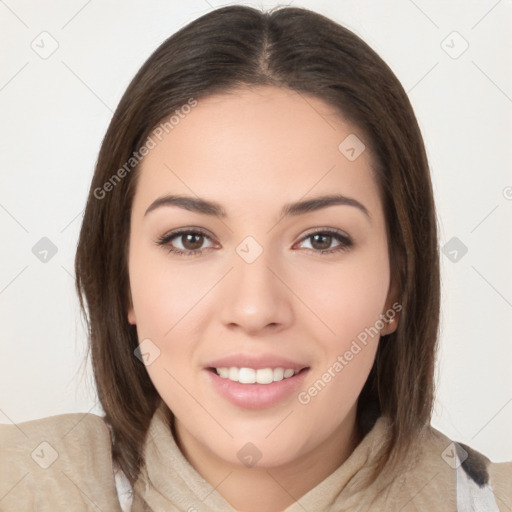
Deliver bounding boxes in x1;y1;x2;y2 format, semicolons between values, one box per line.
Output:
205;353;309;372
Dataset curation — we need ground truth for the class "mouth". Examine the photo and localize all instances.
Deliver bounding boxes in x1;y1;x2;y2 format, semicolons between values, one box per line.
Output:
207;366;308;385
203;355;310;409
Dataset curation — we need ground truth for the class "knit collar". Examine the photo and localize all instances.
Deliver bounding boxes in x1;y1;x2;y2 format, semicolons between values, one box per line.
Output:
131;404;392;511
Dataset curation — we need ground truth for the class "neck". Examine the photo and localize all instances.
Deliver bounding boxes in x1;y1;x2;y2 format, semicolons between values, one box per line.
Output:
174;407;360;512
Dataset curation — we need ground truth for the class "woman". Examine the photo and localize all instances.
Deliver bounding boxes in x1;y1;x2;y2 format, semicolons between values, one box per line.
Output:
1;5;510;511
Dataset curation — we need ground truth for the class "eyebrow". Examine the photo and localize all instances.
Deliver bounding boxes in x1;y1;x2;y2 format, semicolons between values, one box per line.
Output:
144;193;371;221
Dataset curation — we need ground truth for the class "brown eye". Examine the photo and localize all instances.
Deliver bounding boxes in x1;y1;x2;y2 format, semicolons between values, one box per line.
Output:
297;230;353;254
181;233;204;251
156;229;215;256
310;233;332;251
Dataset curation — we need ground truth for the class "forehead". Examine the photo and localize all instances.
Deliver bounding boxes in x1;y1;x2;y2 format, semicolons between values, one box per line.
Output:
135;86;381;218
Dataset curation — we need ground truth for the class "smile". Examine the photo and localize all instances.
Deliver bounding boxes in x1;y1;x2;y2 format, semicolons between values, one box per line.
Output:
205;366;310;409
212;367;299;384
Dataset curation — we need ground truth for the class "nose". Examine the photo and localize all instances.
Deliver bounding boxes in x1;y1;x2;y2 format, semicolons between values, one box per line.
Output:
219;247;294;336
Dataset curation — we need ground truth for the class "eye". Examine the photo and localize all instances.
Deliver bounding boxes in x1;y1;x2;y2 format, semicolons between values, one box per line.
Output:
156;228;216;256
295;229;353;254
156;227;353;257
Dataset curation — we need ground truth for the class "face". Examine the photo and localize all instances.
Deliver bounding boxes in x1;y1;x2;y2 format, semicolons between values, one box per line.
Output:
127;85;398;470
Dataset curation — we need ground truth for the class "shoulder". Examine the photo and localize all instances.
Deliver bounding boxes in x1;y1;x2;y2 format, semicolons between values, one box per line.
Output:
487;459;512;511
390;424;512;511
0;413;123;511
433;429;511;510
1;411;111;445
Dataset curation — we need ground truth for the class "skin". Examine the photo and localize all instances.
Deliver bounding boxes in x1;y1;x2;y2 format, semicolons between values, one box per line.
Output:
127;85;399;512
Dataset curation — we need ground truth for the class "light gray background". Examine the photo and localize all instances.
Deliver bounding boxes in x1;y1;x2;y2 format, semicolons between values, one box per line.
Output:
1;0;511;462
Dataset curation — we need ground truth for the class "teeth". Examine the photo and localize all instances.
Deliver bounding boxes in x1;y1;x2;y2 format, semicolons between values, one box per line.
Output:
239;367;256;384
228;367;239;381
218;367;229;378
253;368;273;384
215;367;300;384
273;368;284;382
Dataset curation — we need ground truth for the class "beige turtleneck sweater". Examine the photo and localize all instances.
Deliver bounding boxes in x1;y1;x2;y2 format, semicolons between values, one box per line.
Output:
1;405;510;511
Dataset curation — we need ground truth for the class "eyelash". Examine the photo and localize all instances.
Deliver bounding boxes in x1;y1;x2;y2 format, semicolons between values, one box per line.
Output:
156;228;353;257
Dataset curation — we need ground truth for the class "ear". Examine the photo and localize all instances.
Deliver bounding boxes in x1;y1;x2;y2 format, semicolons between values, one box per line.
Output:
380;271;402;336
128;307;136;325
127;288;136;325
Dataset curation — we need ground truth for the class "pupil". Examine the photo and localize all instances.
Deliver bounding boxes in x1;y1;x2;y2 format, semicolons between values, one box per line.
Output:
184;234;203;250
312;234;331;250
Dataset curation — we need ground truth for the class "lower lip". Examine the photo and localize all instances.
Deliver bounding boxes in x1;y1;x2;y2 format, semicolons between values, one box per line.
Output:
205;369;309;409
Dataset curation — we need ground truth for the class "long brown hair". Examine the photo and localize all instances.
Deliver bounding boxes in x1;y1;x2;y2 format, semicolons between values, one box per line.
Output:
75;5;440;485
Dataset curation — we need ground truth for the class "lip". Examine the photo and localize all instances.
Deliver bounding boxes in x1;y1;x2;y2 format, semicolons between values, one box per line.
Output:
205;353;308;372
204;353;310;409
205;369;309;409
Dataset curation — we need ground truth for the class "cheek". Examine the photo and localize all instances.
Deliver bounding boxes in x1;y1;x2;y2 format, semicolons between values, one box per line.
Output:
295;264;385;430
296;338;377;442
295;246;388;403
127;246;219;398
128;244;215;339
298;248;390;345
127;253;203;416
